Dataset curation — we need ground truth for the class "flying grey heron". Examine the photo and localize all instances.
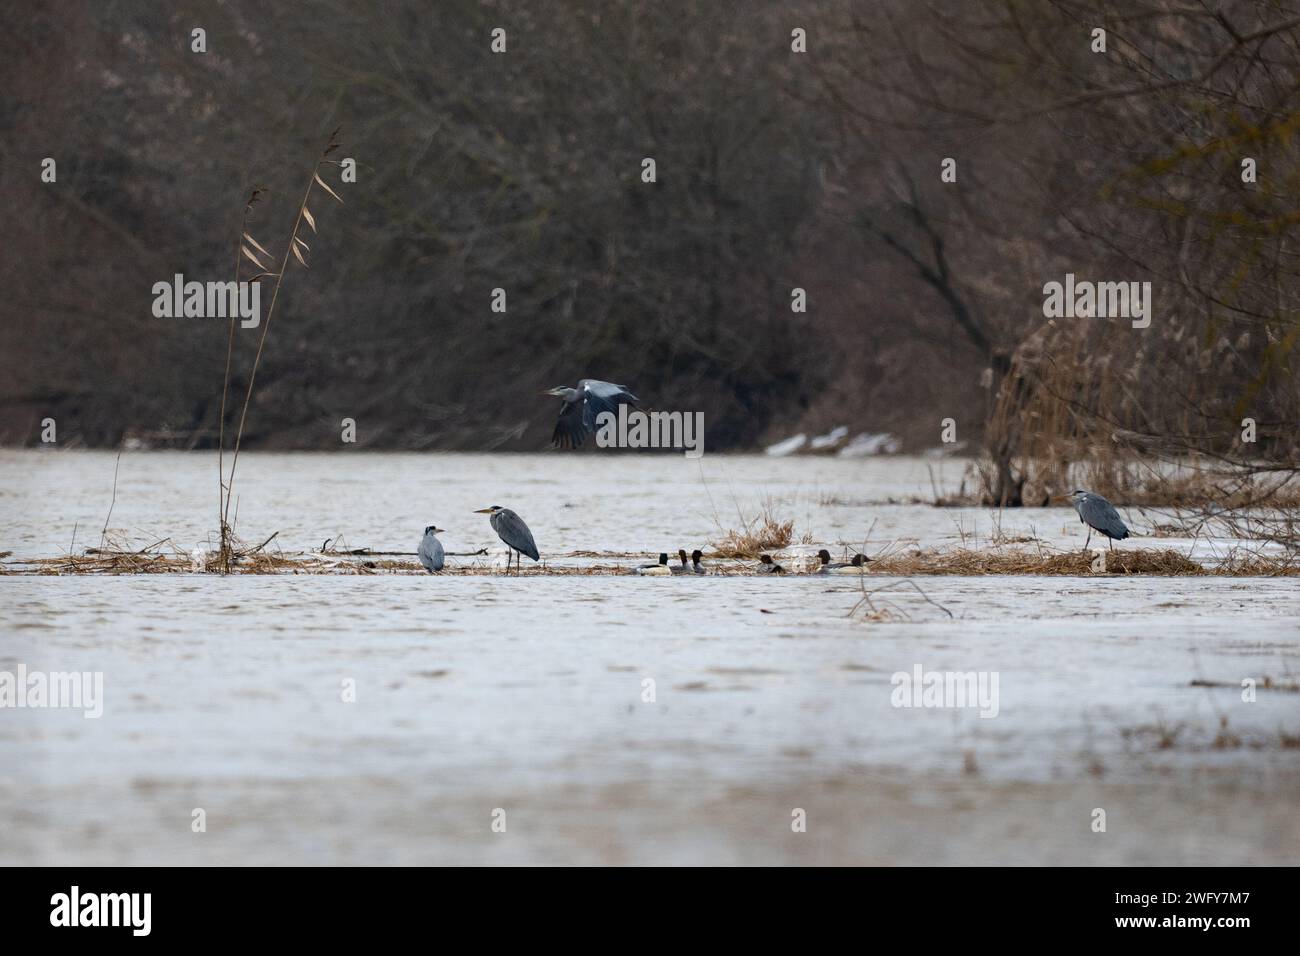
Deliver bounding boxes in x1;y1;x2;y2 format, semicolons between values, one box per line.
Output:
759;554;786;574
1057;489;1130;551
635;553;672;576
417;525;446;572
817;549;870;574
474;505;539;573
542;379;639;449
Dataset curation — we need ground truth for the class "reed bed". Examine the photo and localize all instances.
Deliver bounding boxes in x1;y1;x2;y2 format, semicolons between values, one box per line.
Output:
710;510;795;558
5;545;1297;576
867;547;1208;576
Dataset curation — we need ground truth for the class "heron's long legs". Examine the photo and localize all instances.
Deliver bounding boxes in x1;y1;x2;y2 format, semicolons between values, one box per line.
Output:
1109;537;1114;552
1084;528;1092;551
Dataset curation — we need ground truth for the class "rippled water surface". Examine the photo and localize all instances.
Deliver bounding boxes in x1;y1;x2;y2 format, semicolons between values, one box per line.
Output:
2;451;1298;864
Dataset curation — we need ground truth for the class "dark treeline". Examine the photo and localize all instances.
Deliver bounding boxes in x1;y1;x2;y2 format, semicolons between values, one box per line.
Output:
4;1;1298;499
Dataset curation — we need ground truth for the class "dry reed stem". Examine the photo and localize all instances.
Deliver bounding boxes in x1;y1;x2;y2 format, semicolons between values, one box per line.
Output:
711;505;795;558
219;130;344;570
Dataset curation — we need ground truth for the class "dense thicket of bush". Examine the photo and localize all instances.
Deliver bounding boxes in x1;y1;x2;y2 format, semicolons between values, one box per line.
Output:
4;1;1297;473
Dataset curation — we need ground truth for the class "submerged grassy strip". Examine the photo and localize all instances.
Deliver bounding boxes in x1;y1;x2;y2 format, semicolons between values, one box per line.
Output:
3;547;1297;576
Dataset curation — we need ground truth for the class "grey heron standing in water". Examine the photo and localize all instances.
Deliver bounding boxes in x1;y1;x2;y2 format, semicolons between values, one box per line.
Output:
417;525;446;572
1057;489;1130;551
542;380;639;449
474;505;539;574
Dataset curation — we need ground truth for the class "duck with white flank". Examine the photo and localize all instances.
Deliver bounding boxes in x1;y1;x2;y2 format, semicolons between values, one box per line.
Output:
635;553;672;576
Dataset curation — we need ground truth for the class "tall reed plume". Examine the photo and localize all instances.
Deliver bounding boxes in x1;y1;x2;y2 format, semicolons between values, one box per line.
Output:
217;128;345;571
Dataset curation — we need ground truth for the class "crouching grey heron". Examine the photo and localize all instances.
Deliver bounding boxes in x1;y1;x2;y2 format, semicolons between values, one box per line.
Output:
475;505;539;573
418;525;446;572
542;379;639;449
1057;489;1130;551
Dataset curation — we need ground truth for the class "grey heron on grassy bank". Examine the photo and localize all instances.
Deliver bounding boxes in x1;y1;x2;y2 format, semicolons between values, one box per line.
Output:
1057;489;1130;551
417;525;446;572
474;505;539;573
543;380;639;449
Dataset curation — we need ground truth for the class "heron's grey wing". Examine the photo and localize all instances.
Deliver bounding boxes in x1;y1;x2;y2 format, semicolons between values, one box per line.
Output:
1086;496;1130;539
552;396;587;449
417;534;444;571
577;379;639;432
497;509;539;560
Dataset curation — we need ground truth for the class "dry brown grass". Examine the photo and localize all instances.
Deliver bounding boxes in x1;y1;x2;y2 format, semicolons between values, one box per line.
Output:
710;505;795;558
8;538;1297;577
1211;549;1300;576
868;547;1209;576
8;552;781;576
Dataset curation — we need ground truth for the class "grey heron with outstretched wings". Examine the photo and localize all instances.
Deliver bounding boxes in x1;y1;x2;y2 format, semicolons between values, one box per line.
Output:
542;379;639;449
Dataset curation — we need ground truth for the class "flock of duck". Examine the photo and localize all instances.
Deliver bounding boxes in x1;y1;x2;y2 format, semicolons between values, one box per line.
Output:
632;548;869;576
417;511;871;577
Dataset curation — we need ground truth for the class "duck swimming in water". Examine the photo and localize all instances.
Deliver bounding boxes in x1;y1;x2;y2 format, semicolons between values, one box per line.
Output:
816;549;870;574
635;553;672;576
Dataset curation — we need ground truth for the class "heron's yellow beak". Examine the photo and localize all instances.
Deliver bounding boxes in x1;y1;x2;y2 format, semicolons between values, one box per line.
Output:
474;507;495;514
